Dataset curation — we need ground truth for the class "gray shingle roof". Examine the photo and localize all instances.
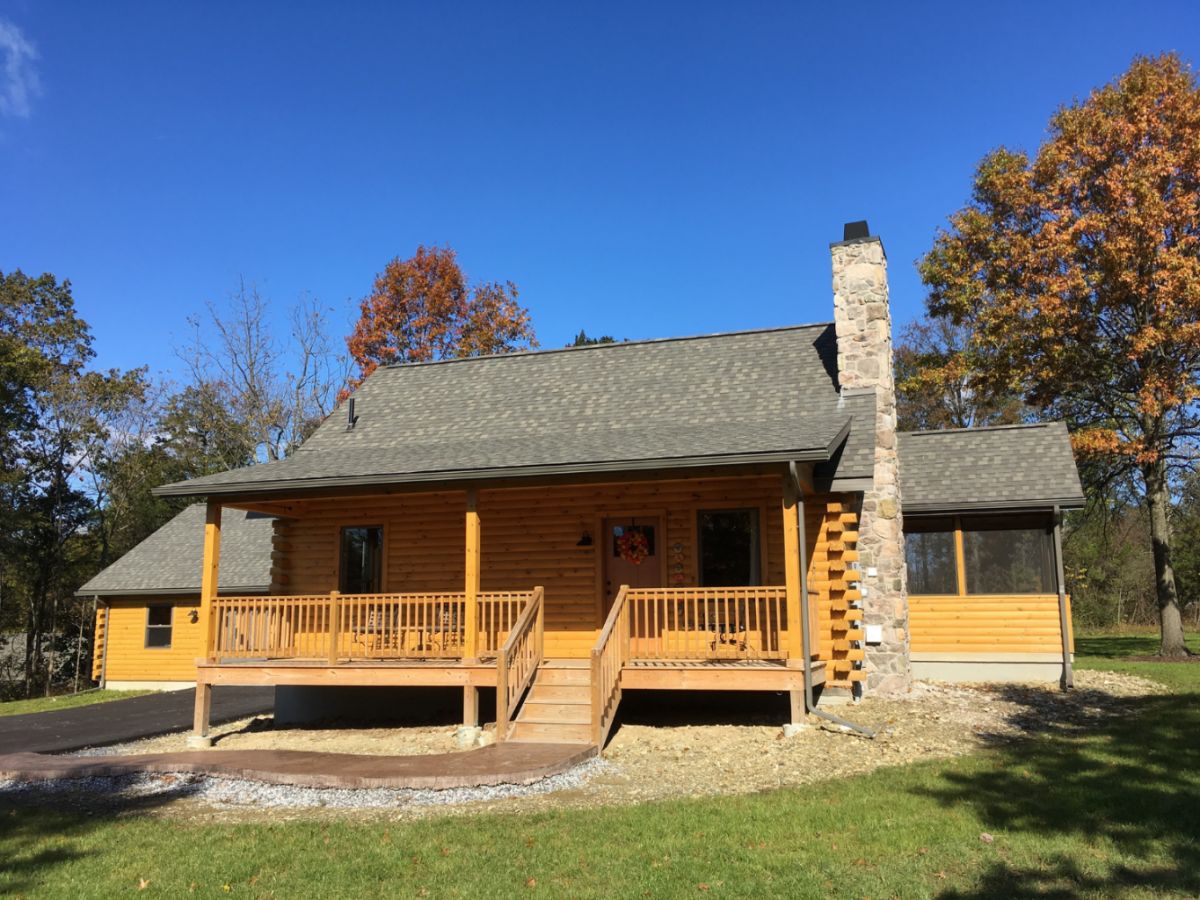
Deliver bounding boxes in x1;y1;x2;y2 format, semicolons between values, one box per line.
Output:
77;505;275;596
156;324;874;497
898;422;1085;513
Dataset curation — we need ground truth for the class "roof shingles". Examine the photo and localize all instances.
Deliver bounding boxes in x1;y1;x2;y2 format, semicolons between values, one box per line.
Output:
157;324;874;496
77;506;275;596
898;422;1085;513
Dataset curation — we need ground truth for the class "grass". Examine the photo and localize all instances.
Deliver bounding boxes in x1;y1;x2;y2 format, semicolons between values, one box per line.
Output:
1075;631;1200;693
0;689;152;718
1;635;1197;897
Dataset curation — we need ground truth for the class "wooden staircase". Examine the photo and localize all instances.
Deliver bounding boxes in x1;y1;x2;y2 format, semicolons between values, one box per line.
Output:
506;660;594;745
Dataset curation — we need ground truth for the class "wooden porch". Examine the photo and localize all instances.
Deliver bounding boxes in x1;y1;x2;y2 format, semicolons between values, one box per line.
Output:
189;466;855;750
192;583;828;748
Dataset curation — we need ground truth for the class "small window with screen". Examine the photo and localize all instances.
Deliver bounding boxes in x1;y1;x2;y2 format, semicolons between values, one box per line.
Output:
145;605;173;648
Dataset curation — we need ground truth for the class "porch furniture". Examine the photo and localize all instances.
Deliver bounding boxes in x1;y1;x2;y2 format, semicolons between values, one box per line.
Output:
425;603;462;655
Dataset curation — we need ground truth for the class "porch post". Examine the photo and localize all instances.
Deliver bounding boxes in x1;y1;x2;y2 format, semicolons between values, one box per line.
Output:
464;488;481;662
191;500;221;745
1053;506;1074;691
199;500;222;662
782;473;804;663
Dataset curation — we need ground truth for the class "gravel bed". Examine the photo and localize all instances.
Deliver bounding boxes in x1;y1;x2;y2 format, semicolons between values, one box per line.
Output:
3;669;1163;821
73;716;462;757
0;758;610;810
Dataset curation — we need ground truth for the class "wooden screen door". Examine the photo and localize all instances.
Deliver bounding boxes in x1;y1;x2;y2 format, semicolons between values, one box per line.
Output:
603;516;663;613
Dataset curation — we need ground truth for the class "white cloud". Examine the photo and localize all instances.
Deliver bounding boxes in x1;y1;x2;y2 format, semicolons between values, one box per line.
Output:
0;19;40;118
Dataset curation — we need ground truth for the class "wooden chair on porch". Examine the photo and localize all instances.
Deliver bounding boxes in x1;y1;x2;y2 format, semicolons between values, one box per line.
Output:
424;603;462;656
703;599;750;657
352;607;400;655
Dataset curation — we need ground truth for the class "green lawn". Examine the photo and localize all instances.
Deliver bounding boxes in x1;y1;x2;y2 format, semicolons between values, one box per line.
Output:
0;689;152;718
1;636;1197;898
1075;631;1200;693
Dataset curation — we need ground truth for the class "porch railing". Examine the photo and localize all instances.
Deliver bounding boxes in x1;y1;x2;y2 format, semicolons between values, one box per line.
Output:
208;589;539;663
625;586;789;661
495;586;545;741
590;584;629;747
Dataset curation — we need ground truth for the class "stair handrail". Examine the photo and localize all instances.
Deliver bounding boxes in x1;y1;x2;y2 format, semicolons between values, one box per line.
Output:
589;584;630;748
495;586;545;742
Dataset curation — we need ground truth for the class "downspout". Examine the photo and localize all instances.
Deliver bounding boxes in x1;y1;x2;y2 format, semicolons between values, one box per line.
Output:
1052;506;1073;691
97;596;110;690
790;462;875;738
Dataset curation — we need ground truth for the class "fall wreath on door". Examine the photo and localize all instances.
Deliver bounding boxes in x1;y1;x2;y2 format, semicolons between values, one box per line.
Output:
616;528;650;565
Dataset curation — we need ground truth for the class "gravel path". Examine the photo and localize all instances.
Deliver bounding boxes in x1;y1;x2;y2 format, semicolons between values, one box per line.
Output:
0;669;1162;822
0;758;610;810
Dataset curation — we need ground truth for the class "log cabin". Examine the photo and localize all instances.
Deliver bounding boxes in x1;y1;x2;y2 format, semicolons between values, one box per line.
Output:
80;222;1084;751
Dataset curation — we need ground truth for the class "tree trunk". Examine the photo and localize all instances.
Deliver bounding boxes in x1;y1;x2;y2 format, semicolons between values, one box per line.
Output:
1144;461;1190;657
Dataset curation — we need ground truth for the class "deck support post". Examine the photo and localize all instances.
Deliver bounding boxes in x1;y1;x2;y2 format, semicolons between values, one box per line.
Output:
200;501;222;662
782;472;805;663
189;681;213;746
789;689;804;726
463;685;479;727
464;489;481;662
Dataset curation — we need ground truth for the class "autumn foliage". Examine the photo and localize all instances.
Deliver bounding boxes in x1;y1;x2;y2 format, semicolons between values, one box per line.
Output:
344;246;536;395
918;54;1200;655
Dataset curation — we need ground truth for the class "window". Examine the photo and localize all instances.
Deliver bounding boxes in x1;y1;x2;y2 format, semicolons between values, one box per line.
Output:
145;605;173;648
904;517;958;595
340;526;383;593
961;515;1054;595
697;509;760;586
903;513;1058;596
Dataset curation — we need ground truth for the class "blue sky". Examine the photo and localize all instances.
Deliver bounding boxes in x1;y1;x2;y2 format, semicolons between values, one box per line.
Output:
1;1;1198;381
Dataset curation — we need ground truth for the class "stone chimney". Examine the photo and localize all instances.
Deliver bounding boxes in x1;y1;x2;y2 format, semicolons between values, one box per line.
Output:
830;221;910;695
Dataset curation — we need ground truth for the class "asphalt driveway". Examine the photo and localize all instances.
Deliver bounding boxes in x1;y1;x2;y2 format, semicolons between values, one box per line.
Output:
0;687;274;755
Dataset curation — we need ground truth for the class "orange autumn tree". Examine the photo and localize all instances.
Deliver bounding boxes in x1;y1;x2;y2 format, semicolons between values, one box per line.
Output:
344;245;536;393
919;54;1200;657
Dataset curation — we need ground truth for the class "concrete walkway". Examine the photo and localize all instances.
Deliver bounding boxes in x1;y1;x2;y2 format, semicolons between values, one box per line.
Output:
0;742;597;790
0;687;274;755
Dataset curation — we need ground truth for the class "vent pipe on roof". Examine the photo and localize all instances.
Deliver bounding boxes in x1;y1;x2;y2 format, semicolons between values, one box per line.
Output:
347;397;359;430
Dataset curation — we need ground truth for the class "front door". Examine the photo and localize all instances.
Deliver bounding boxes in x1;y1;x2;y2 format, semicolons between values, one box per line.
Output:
603;517;663;610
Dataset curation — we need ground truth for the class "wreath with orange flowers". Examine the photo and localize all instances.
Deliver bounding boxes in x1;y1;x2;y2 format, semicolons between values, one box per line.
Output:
616;528;650;565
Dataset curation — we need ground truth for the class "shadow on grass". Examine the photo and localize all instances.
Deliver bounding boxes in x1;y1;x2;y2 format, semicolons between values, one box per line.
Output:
1076;634;1162;658
0;780;189;895
923;685;1200;898
1076;633;1200;659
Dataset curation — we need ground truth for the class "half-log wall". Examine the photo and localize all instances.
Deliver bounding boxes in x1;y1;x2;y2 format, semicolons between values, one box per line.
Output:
260;473;861;687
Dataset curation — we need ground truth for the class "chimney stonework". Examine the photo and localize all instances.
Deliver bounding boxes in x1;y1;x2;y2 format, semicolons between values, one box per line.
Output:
830;232;911;695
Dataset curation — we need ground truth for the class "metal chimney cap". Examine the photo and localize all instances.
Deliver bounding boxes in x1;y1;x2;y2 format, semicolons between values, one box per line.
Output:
842;220;870;241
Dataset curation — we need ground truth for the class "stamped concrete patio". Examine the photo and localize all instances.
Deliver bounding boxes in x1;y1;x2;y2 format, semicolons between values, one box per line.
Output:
0;742;597;791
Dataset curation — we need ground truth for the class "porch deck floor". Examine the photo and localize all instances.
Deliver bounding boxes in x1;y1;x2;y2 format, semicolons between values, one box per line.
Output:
0;742;598;791
212;658;495;667
627;658;790;669
208;657;795;669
